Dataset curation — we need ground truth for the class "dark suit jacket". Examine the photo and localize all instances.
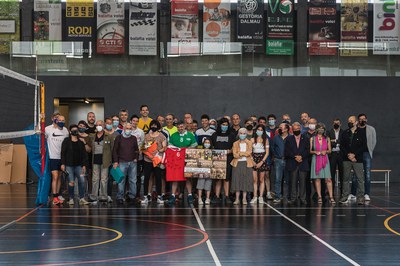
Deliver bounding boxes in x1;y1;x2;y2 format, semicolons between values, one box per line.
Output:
327;128;344;150
284;134;310;172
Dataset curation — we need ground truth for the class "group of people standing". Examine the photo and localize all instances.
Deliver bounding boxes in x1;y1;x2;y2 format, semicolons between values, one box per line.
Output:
45;106;376;207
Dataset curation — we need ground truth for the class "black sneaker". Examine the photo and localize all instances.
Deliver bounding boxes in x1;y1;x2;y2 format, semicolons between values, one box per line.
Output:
117;199;124;205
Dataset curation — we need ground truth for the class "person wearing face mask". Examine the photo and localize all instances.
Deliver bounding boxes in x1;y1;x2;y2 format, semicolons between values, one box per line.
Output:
266;114;278;139
284;122;310;205
282;114;291;124
104;117;115;135
271;123;290;204
250;125;270;204
211;118;236;204
352;113;376;202
141;120;167;205
60;125;89;205
305;118;318;201
197;138;213;205
339;116;367;205
327;119;344;196
112;123;139;205
310;123;335;204
209;119;217;131
231;128;255;205
196;114;216;146
87;120;114;203
45;114;69;205
111;115;121;135
244;118;254;139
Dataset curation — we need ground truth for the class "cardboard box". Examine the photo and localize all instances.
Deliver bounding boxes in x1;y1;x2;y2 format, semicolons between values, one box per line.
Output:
11;144;27;184
0;144;13;183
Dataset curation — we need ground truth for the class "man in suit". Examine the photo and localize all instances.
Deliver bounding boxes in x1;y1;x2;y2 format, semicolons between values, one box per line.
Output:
327;118;344;196
285;122;310;205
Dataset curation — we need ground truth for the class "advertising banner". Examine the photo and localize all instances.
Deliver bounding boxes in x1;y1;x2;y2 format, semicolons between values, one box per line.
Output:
308;0;337;55
0;0;20;54
203;0;231;43
129;0;157;55
170;0;199;55
65;0;95;54
34;0;62;41
340;0;368;56
373;0;400;55
266;0;294;55
184;149;227;179
237;0;264;53
97;0;125;54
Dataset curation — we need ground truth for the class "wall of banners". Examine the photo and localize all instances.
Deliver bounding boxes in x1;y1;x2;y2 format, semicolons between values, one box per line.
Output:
237;0;264;53
97;0;125;54
34;0;62;41
129;0;157;55
340;0;368;56
184;149;227;179
266;0;294;55
308;0;337;55
170;0;199;55
203;0;231;43
0;0;20;54
373;0;400;55
65;0;94;54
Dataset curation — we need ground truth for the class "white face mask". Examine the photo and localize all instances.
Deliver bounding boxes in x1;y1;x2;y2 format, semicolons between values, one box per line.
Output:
96;126;103;132
309;124;316;130
204;143;211;149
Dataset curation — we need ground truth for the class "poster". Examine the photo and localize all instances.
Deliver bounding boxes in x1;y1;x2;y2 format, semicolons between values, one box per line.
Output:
184;149;227;179
129;0;157;55
170;0;199;55
373;0;400;55
97;0;125;54
65;0;95;54
0;0;20;54
203;0;231;43
266;0;294;55
237;0;264;53
340;0;368;56
308;0;337;55
34;0;62;41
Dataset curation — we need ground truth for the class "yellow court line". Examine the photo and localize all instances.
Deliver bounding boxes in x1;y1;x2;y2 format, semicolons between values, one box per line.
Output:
384;213;400;236
0;222;122;254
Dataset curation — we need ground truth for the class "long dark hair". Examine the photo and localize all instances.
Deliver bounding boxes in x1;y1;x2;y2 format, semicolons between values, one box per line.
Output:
216;117;231;134
253;124;267;147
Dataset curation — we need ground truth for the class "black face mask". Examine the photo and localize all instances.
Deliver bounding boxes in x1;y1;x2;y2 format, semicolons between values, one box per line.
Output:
71;131;79;136
246;124;253;131
278;129;283;135
359;121;366;127
333;124;340;130
348;122;354;129
293;130;301;136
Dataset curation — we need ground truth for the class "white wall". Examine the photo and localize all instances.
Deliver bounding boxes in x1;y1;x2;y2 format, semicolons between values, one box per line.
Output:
68;102;104;125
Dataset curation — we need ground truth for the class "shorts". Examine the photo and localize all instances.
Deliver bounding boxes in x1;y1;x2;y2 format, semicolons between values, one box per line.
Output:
49;159;61;171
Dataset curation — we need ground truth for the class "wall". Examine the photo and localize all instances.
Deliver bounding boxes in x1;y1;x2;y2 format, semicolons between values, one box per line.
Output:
40;76;398;182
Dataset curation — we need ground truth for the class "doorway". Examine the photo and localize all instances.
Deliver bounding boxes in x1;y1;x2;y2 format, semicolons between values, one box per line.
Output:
54;98;104;127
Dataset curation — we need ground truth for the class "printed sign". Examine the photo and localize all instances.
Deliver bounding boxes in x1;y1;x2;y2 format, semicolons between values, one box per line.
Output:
184;149;227;179
237;0;264;53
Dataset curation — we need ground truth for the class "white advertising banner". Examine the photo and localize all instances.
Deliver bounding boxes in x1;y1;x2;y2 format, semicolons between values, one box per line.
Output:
33;0;62;41
203;0;231;42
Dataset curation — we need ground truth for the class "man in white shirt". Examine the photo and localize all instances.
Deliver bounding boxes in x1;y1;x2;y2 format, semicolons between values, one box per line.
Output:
45;114;69;205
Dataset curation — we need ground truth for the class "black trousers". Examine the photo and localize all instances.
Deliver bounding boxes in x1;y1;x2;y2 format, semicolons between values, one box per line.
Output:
289;167;308;201
143;161;162;196
329;151;344;196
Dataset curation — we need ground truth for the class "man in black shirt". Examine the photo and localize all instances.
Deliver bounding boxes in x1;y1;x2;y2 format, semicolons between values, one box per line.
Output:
85;112;96;134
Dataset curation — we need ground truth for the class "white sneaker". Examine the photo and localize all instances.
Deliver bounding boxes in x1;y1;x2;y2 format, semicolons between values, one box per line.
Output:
364;194;371;201
348;194;356;201
58;195;65;201
198;198;204;205
107;196;113;203
141;197;149;205
157;196;164;204
243;199;248;205
250;197;258;204
79;198;89;205
68;199;74;205
205;198;211;205
258;197;265;204
233;200;240;205
266;192;273;200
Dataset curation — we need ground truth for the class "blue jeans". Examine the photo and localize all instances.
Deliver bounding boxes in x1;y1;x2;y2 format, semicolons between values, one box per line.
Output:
274;158;288;199
117;161;137;200
351;152;371;195
66;166;85;199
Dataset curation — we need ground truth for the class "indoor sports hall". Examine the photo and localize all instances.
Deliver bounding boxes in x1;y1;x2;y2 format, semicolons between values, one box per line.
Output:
0;0;399;265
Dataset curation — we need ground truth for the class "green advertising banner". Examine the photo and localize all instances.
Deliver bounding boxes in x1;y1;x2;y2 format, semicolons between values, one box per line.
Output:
0;0;20;54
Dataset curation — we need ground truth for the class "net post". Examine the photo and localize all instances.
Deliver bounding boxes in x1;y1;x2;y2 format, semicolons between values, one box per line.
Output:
40;82;45;175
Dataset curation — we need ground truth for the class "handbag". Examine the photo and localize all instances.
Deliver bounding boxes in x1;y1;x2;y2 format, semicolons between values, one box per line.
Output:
110;166;125;184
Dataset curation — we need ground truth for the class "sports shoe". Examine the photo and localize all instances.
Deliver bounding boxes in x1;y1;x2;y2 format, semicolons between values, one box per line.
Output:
58;195;65;203
273;198;281;204
357;198;365;205
198;198;204;205
141;197;149;205
266;192;273;200
117;199;124;205
187;194;194;204
168;195;176;205
250;197;258;204
107;196;113;203
339;197;349;204
147;194;152;202
79;198;89;205
243;199;248;205
52;197;60;205
68;199;74;205
205;198;211;205
348;194;356;201
233;200;240;205
157;196;164;204
364;194;371;201
258;197;265;204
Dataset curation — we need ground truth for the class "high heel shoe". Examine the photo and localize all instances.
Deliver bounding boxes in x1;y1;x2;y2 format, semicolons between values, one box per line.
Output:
318;197;323;204
330;198;336;204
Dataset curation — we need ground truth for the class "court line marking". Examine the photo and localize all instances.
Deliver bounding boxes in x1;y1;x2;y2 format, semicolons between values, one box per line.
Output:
191;205;222;266
266;203;360;266
384;213;400;236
